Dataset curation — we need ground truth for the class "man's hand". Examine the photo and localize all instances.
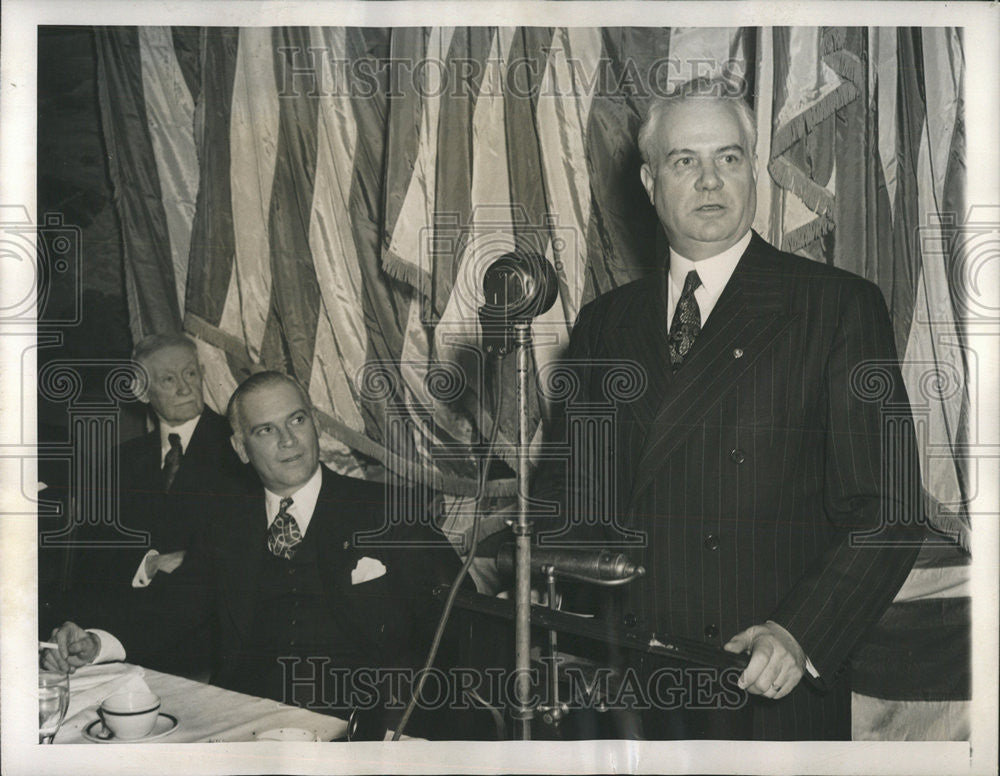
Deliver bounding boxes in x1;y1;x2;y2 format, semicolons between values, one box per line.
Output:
41;622;99;674
143;549;186;580
723;622;806;700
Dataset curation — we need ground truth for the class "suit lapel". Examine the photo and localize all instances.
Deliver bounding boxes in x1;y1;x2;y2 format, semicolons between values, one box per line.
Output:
610;269;674;451
137;429;161;487
180;410;213;464
628;234;799;508
308;469;356;593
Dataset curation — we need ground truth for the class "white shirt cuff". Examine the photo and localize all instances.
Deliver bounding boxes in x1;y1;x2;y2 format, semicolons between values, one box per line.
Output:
131;550;159;588
87;629;126;663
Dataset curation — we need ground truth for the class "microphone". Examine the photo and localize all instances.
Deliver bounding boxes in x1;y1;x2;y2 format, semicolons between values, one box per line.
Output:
479;250;558;356
495;544;645;584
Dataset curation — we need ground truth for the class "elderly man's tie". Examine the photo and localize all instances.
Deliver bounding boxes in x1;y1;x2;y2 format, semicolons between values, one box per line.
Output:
267;497;302;560
668;270;702;367
162;433;183;490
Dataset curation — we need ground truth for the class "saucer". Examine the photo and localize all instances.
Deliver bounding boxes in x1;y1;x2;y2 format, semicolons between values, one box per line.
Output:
82;713;179;743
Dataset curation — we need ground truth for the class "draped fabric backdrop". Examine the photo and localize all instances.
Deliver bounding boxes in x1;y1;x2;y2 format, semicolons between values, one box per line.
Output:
92;26;970;738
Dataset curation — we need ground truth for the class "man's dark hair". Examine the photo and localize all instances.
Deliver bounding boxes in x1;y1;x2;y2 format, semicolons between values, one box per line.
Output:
226;371;312;438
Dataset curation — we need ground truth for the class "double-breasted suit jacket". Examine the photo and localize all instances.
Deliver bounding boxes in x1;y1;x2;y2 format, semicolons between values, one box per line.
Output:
535;233;924;739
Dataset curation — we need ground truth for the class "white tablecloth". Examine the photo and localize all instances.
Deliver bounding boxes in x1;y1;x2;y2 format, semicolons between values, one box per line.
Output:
55;663;349;743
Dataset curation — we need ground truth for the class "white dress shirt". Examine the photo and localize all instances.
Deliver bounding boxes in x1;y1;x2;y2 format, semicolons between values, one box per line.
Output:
666;230;751;326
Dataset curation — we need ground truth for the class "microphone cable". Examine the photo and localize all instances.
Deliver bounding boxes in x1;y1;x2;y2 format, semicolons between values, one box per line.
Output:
392;356;504;740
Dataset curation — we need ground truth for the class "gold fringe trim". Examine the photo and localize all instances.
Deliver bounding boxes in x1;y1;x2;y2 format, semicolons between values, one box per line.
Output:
767;157;836;218
771;81;859;159
381;246;434;299
781;215;834;254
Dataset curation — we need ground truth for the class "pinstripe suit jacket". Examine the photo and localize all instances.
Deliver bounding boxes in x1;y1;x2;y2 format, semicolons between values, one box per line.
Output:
537;232;923;739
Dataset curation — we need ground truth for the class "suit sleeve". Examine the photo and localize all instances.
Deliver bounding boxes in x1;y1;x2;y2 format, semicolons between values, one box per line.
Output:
768;279;923;684
86;524;217;669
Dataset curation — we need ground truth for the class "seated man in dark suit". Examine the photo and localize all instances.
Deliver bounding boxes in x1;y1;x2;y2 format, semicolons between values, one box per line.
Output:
52;333;253;675
71;332;252;593
45;371;461;733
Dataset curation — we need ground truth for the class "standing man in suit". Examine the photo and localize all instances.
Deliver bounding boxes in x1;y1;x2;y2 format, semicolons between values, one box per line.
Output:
46;371;460;730
533;77;923;740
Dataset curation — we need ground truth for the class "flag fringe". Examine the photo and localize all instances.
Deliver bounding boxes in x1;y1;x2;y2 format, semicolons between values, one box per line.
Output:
780;215;834;255
822;26;847;55
767;156;836;217
380;248;434;298
826;49;866;91
771;81;859;159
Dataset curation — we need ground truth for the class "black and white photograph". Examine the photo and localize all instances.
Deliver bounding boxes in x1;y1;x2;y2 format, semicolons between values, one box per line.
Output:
1;1;997;774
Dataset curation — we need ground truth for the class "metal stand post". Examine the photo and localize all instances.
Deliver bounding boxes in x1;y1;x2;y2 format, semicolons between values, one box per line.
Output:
512;322;533;740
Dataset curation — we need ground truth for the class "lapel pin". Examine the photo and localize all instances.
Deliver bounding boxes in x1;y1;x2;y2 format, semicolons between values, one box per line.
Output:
342;540;350;550
733;348;744;359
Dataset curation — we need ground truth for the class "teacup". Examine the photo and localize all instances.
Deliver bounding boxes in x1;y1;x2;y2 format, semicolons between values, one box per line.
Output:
98;691;161;739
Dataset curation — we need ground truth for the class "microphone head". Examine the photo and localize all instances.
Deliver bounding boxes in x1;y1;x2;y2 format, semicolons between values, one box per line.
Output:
481;251;558;321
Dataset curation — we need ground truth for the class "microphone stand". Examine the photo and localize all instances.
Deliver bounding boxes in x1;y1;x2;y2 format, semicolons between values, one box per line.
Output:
478;249;559;740
512;321;534;740
538;568;567;729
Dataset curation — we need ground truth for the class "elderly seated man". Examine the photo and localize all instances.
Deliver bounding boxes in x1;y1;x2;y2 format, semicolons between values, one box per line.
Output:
47;333;253;675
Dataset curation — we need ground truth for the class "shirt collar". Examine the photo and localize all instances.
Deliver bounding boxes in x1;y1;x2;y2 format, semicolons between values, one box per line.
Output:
264;464;323;535
669;230;752;299
158;412;203;462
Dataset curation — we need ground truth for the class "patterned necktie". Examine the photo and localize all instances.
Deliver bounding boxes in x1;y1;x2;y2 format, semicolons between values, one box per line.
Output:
267;497;302;560
163;433;183;490
668;270;703;367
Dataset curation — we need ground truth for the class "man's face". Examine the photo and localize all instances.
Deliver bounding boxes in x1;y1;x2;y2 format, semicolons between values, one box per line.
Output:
231;381;320;496
141;344;205;425
640;99;757;261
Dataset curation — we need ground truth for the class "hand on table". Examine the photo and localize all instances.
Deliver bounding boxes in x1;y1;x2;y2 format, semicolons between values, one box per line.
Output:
723;621;806;700
42;622;100;674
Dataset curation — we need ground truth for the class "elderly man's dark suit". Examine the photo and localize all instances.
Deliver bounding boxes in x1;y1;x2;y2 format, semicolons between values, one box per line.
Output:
93;465;461;729
535;233;923;740
72;407;252;591
59;408;253;674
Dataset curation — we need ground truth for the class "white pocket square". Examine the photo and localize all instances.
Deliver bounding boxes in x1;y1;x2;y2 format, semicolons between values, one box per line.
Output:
351;556;387;585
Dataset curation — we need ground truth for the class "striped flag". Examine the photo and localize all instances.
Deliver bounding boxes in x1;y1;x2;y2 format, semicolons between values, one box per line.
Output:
761;26;970;738
94;25;970;737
